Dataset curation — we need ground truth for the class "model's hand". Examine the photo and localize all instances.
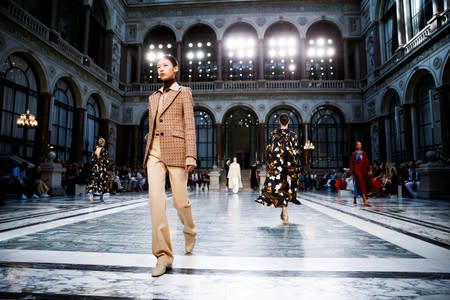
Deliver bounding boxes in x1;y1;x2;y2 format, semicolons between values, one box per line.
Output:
185;165;195;173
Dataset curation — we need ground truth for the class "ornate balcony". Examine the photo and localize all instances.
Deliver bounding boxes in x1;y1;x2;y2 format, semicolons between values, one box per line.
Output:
124;79;361;96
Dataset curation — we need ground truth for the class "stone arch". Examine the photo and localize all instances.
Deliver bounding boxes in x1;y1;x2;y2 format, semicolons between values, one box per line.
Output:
222;105;259;168
50;75;83;108
0;50;49;92
380;88;401;115
405;68;437;104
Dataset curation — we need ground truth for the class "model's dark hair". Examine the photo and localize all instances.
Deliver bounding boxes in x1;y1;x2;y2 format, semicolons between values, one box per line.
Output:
279;113;290;126
160;55;178;67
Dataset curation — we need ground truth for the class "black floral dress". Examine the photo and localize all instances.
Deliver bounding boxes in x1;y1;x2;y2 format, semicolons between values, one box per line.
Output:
87;147;109;194
256;128;301;207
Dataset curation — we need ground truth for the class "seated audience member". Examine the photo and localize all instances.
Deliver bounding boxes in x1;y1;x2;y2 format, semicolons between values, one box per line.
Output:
64;163;78;195
8;162;39;200
136;169;146;191
32;163;50;198
404;161;420;198
380;161;398;196
202;171;210;191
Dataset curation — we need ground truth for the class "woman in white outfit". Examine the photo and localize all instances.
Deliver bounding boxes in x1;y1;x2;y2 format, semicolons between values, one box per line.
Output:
227;156;242;193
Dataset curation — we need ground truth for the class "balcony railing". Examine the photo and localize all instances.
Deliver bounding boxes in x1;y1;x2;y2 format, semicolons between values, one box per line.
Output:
124;79;361;95
404;25;431;55
9;2;49;40
2;1;110;83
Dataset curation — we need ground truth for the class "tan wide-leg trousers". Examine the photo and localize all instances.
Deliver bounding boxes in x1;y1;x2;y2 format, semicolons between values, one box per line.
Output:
146;150;196;265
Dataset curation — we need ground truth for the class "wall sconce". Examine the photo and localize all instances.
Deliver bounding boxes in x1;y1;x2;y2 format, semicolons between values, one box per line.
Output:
303;140;315;150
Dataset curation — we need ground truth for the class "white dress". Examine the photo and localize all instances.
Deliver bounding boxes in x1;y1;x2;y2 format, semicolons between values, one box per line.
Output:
227;162;242;193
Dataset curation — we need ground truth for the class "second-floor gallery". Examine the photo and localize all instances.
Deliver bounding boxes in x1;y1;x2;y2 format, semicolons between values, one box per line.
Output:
1;0;449;170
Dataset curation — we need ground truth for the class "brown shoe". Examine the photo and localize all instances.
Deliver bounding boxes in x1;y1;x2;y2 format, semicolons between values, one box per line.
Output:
184;233;196;254
151;262;172;277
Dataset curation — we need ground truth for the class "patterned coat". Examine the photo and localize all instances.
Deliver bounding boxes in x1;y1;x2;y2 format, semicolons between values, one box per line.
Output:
143;83;197;168
256;128;301;207
87;146;109;194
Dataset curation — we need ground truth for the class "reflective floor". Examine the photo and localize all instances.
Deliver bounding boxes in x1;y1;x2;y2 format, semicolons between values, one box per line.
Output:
0;189;449;299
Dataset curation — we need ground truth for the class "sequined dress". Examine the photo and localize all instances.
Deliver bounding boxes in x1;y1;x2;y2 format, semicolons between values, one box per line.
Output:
256;128;301;207
87;147;109;194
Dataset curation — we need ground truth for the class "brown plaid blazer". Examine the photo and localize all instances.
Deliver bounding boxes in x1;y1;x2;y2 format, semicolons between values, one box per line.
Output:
143;84;197;168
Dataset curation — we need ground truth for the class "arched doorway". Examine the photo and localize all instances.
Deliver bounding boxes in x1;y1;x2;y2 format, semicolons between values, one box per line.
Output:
223;107;258;169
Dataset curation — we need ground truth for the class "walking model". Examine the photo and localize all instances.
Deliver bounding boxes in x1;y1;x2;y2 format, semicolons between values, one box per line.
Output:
143;55;197;277
227;156;242;193
87;137;109;202
350;141;370;206
255;113;301;224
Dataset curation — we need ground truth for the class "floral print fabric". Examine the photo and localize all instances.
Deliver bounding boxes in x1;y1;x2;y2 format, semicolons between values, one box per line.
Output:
256;128;301;207
87;147;109;194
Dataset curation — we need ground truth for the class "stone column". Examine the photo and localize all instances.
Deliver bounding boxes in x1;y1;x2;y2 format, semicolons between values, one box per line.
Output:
177;41;182;82
49;0;57;30
104;30;114;73
136;44;142;83
378;115;386;162
343;38;349;80
401;104;414;161
100;119;110;145
217;40;223;81
396;0;406;46
72;108;86;163
34;92;51;162
436;85;450;158
81;4;91;55
354;41;361;79
298;37;306;80
258;38;264;80
215;123;223;167
131;125;139;167
258;123;265;164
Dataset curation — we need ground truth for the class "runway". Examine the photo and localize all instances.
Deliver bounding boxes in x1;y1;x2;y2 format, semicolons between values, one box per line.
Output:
0;190;449;299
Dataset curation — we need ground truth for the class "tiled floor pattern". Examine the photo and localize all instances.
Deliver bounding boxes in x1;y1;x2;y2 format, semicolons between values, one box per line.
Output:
0;190;449;299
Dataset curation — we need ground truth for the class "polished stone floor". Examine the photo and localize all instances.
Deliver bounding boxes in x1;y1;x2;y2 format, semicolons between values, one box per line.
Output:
0;189;449;299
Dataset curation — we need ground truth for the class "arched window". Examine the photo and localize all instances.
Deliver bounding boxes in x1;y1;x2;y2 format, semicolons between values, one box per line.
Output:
382;0;398;60
387;94;407;163
223;108;259;168
305;22;343;80
182;25;217;82
415;75;441;158
223;24;257;81
142;26;177;83
84;96;101;162
0;54;38;158
264;23;299;80
265;109;302;145
51;79;75;162
310;106;346;169
88;0;107;69
410;0;433;37
195;110;215;169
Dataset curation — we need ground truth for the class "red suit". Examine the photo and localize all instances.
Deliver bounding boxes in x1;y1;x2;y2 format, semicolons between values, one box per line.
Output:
350;150;370;197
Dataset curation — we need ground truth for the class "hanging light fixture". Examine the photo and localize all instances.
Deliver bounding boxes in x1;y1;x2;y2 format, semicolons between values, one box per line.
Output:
16;109;38;128
303;140;315;150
